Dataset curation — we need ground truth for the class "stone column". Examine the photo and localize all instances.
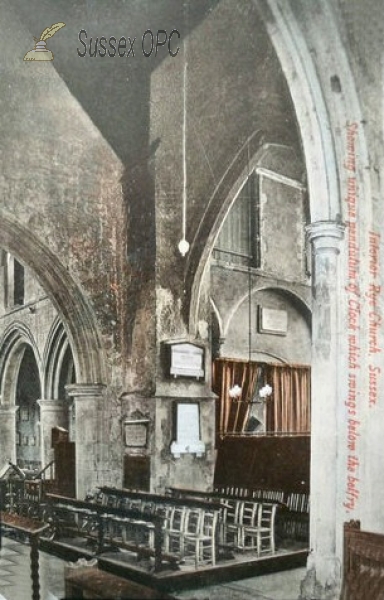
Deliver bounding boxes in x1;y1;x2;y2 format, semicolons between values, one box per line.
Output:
300;221;345;600
37;399;68;467
0;406;18;464
65;384;105;499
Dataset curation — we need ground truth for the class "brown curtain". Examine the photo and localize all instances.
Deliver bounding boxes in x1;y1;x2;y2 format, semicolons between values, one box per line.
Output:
265;364;311;433
212;359;260;436
213;359;311;436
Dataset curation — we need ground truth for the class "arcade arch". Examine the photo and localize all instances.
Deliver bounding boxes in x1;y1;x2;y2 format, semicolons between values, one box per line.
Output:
0;248;81;478
0;216;106;385
189;2;362;595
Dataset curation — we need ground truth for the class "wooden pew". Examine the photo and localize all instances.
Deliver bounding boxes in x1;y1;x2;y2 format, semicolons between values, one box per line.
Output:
46;492;221;571
341;520;384;600
45;494;169;570
94;487;222;567
65;566;176;599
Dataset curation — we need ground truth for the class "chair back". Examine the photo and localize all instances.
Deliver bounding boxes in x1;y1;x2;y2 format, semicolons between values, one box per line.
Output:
225;499;241;525
240;500;258;527
184;508;203;536
201;510;219;538
258;502;277;528
169;505;187;532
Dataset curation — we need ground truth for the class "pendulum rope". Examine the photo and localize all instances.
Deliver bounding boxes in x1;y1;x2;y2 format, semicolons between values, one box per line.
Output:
178;4;190;257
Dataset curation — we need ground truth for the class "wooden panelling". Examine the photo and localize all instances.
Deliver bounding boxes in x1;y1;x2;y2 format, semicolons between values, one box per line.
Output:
341;520;384;600
54;441;76;498
124;455;150;491
214;435;310;494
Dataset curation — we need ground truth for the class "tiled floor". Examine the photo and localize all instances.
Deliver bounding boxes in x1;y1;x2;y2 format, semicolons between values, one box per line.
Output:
0;533;305;600
0;534;65;600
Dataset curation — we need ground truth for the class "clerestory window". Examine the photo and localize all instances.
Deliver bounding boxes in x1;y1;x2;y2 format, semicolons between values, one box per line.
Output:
213;171;260;268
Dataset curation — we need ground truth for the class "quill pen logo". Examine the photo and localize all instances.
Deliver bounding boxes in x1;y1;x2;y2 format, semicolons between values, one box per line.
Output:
24;22;66;61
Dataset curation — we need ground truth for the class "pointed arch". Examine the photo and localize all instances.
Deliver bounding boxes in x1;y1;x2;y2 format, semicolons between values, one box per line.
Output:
223;284;311;338
0;322;41;407
0;215;106;384
43;317;76;400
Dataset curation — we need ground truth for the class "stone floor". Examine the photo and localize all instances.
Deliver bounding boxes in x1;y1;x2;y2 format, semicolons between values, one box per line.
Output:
0;534;65;600
174;569;305;600
0;533;305;600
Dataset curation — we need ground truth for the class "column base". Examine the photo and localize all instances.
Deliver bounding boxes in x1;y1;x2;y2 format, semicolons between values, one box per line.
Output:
300;553;342;600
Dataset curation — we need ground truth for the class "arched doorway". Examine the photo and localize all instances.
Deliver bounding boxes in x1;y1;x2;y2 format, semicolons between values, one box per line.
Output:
41;319;77;496
15;346;41;470
0;322;42;471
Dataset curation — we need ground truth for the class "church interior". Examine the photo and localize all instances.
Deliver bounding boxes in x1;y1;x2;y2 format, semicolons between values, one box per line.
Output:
0;1;383;599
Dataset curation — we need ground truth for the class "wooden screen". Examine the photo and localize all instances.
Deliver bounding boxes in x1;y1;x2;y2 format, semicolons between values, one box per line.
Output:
342;520;384;600
54;441;76;498
214;435;310;494
123;455;150;491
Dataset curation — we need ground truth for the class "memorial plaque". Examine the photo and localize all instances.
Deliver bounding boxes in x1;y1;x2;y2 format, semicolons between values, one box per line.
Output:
169;343;204;379
124;419;149;448
258;306;288;335
171;402;205;458
176;403;200;441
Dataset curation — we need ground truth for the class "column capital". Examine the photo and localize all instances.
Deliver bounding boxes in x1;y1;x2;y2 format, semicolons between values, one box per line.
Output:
37;399;67;411
65;383;106;399
306;221;345;252
0;405;18;415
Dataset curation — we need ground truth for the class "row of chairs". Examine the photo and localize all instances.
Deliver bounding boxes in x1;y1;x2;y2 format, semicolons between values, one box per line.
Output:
166;487;278;557
221;499;277;555
101;496;219;568
214;485;309;542
163;505;218;568
91;487;277;563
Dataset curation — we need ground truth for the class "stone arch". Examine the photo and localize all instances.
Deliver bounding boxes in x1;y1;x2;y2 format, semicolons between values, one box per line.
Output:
43;317;76;400
252;0;341;223
218;284;311;365
186;8;353;591
189;136;308;334
210;298;224;339
0;322;42;407
0;215;106;384
193;4;365;595
224;284;311;339
187;130;264;333
187;0;361;335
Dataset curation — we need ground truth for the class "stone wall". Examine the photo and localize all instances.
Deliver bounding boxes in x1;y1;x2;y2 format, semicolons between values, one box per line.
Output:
1;3;384;596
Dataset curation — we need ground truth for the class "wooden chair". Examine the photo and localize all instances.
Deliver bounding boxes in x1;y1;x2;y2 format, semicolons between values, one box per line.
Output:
162;505;187;556
183;508;218;568
103;492;119;509
237;501;259;550
103;514;127;546
220;499;242;548
243;502;277;556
